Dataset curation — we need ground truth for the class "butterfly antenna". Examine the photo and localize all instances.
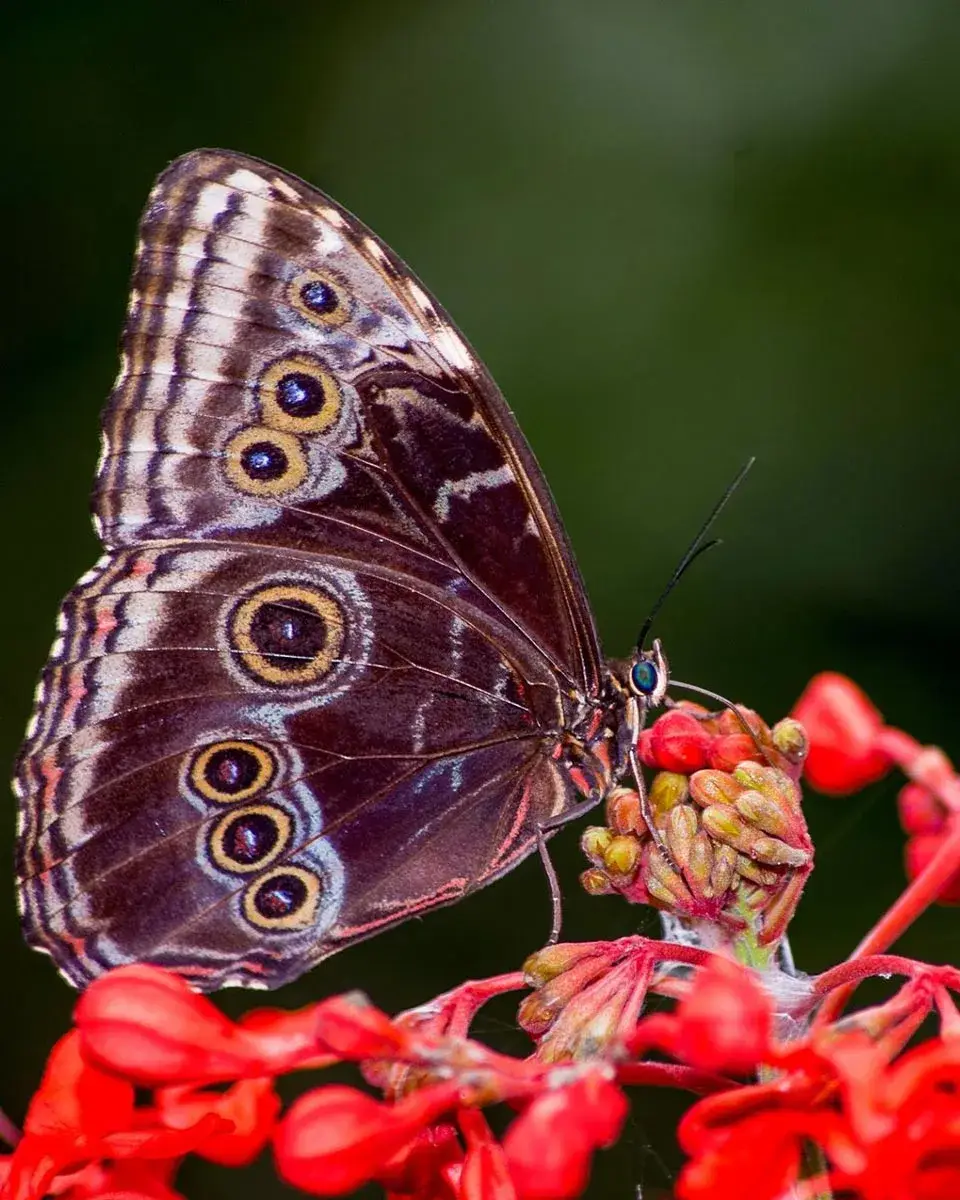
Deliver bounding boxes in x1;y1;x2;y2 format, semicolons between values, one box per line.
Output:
636;457;756;650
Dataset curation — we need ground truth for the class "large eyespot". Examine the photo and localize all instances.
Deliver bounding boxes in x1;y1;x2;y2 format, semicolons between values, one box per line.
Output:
290;269;351;327
229;583;345;686
224;426;308;496
243;865;321;930
631;659;659;697
258;355;342;434
190;740;276;803
209;804;291;874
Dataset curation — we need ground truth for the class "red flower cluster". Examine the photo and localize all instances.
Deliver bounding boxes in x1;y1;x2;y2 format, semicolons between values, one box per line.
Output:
584;701;812;954
4;673;960;1200
795;672;960;906
0;964;651;1200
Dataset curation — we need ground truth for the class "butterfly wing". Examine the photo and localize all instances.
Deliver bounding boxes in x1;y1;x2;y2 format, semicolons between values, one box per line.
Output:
16;151;603;990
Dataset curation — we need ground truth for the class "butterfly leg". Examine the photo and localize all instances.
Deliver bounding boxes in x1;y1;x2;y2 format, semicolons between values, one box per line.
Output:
536;825;563;945
535;789;610;945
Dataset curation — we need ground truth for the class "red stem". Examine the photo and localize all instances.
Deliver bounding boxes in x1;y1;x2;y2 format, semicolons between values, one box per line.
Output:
615;1060;734;1095
815;837;960;1027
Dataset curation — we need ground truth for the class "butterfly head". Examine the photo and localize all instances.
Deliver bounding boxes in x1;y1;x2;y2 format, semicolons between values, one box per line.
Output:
626;638;670;709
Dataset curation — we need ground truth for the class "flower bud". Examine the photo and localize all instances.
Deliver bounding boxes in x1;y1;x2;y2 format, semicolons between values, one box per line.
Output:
603;834;642;880
605;787;642;835
580;867;615;896
771;716;808;766
523;942;615;988
637;710;712;773
580;826;612;864
792;672;890;794
649;771;690;819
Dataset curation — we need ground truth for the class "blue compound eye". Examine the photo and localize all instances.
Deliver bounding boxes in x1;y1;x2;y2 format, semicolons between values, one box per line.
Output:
631;659;659;696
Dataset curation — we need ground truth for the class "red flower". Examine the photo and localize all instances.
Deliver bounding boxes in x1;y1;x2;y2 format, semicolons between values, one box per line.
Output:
273;1083;461;1196
792;672;891;794
378;1122;464;1200
678;1016;960;1200
154;1078;280;1167
502;1074;627;1200
898;779;960;904
457;1110;515;1200
632;956;773;1076
2;1031;231;1200
75;965;326;1084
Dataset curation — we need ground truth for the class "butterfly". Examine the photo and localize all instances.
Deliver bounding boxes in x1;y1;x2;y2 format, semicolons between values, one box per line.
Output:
14;149;673;992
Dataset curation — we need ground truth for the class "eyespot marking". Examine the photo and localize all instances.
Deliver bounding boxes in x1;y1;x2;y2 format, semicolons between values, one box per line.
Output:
243;865;321;930
258;355;342;434
224;427;308;496
291;270;351;327
209;803;291;874
228;583;345;686
189;741;277;803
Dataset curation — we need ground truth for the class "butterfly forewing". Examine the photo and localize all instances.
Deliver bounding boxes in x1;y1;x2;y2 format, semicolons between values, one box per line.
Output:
16;150;605;989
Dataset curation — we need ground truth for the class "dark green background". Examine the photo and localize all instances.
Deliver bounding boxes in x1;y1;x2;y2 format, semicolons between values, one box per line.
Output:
4;2;960;1195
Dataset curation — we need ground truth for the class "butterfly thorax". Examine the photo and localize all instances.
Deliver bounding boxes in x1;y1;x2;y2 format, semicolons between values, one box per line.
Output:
561;641;671;804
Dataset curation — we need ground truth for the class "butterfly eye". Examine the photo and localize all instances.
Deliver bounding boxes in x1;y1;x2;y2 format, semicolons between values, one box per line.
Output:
258;355;343;434
229;583;345;687
209;804;291;874
243;866;321;930
291;270;351;327
631;659;659;697
190;741;276;803
224;427;308;496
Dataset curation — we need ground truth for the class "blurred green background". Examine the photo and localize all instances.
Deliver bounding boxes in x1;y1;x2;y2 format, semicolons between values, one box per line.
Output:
4;1;960;1194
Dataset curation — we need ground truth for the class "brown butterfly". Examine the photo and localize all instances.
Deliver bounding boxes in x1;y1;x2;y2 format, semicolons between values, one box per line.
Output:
15;150;674;991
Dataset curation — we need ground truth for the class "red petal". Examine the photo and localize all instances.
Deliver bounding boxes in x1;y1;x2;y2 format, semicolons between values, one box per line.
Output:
677;1109;804;1200
101;1113;230;1161
75;966;275;1084
155;1078;280;1167
312;994;412;1060
235;1005;334;1074
898;783;947;836
378;1122;462;1199
460;1138;516;1200
4;1135;75;1200
671;956;772;1075
24;1031;134;1141
274;1084;460;1196
504;1075;627;1199
792;673;890;795
708;734;763;773
637;711;712;774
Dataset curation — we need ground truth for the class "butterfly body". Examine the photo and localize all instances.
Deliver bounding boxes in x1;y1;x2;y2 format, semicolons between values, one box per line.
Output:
15;151;661;991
